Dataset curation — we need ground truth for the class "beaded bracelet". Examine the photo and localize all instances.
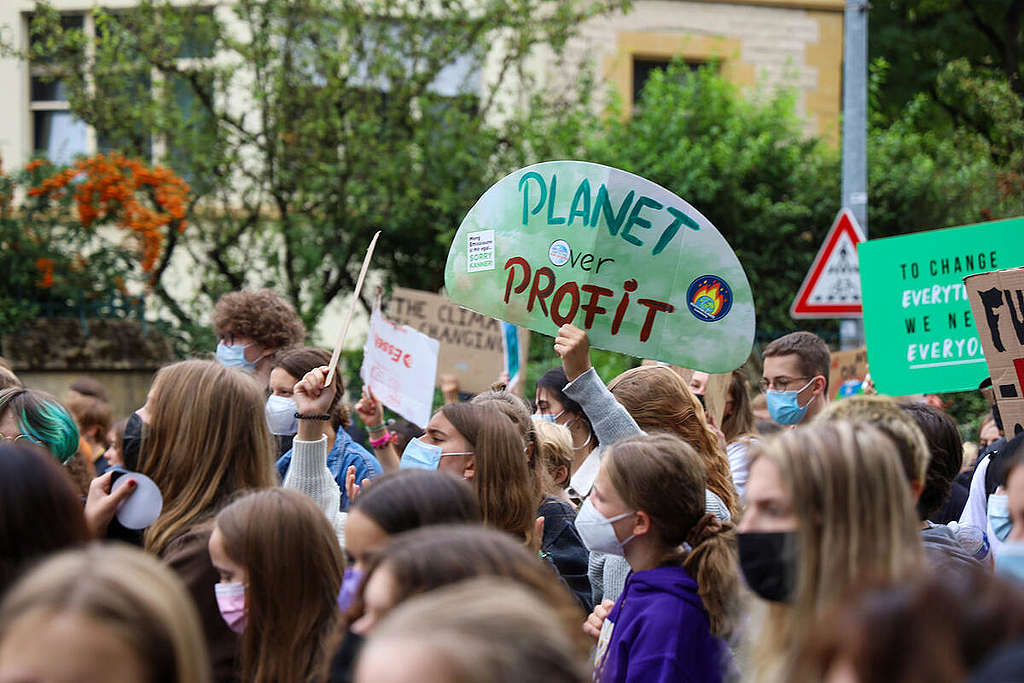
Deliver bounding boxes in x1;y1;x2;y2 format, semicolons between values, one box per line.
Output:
366;423;388;433
294;412;331;421
369;431;398;449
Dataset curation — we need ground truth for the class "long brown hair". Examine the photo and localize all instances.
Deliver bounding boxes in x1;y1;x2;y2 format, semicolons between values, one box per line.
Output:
140;360;278;555
441;402;539;549
363;525;589;655
607;366;740;518
604;433;739;636
215;489;344;683
472;389;560;498
722;369;755;443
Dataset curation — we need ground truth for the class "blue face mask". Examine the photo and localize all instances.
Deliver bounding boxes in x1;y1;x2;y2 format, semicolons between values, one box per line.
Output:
216;342;257;373
338;566;364;611
766;378;816;426
995;541;1024;583
989;494;1012;542
536;409;564;424
399;437;473;471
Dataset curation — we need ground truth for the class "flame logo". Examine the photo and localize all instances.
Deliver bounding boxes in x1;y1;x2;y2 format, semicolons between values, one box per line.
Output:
687;275;732;322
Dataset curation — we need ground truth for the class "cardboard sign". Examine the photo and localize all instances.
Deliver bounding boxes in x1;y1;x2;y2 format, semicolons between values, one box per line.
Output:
444;161;755;373
965;267;1024;437
387;287;529;395
829;347;868;399
858;216;1024;395
360;305;440;428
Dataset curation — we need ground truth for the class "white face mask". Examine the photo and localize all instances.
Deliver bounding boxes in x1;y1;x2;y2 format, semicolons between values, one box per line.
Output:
575;498;635;556
265;395;298;436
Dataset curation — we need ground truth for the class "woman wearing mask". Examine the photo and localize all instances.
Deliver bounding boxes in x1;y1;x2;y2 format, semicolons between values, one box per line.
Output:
270;347;382;508
331;470;481;682
0;545;211;683
209;488;344;682
579;434;738;683
398;400;540;549
535;367;600;502
137;359;279;682
737;421;923;683
551;325;735;606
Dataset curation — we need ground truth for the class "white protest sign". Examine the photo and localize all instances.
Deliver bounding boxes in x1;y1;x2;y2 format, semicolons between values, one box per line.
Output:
360;305;440;428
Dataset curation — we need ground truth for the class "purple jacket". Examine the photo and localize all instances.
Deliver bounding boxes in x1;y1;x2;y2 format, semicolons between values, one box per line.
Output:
595;565;732;683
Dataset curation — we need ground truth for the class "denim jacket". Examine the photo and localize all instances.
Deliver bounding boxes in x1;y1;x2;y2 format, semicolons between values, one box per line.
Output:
277;430;382;510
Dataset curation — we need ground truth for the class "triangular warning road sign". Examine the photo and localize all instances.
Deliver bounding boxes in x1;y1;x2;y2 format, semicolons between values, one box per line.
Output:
790;208;866;319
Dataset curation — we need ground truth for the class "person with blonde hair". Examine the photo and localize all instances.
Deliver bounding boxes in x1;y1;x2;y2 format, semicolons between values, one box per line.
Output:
0;544;211;683
580;434;738;682
355;579;590;683
533;418;575;490
737;421;924;682
136;359;279;681
209;488;345;682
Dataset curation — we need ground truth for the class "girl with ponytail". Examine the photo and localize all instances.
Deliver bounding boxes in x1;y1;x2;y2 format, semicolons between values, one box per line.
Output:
579;433;738;683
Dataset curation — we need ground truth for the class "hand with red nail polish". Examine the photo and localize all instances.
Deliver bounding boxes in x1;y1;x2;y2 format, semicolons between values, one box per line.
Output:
84;471;139;538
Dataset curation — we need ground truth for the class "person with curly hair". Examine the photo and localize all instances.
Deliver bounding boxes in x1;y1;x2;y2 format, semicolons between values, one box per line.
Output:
212;289;306;388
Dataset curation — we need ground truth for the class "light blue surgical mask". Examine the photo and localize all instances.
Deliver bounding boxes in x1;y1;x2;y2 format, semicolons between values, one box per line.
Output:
989;494;1012;542
995;541;1024;583
536;409;564;424
766;378;816;426
399;437;472;470
216;342;257;373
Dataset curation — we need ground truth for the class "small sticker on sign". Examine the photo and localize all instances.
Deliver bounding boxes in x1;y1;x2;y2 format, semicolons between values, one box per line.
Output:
467;230;495;272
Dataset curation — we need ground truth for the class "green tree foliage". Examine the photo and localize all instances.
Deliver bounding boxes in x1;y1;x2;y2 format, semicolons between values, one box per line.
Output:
20;0;626;352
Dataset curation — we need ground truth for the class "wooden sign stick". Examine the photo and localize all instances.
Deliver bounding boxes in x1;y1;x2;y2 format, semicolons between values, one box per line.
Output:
325;230;381;387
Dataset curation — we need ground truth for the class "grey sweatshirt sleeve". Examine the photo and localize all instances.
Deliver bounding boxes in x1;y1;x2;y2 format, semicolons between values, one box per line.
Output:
563;367;643;447
283;435;347;552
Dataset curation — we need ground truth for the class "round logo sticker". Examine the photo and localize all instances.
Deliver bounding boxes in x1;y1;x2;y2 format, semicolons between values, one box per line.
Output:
686;275;733;322
548;240;571;267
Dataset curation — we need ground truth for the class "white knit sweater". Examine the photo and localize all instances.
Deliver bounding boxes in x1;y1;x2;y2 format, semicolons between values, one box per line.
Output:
282;435;348;552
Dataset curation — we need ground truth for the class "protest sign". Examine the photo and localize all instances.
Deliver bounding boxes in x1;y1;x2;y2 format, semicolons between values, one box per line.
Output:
387;287;529;394
360;305;440;428
828;347;868;399
965;267;1024;437
444;161;755;373
858;216;1024;395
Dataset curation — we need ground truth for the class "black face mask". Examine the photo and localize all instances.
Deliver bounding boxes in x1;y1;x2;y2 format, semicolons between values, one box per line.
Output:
737;531;798;603
121;411;146;471
695;393;706;410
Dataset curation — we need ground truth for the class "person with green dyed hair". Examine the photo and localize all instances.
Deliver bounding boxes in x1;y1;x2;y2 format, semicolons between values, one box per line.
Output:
0;387;79;465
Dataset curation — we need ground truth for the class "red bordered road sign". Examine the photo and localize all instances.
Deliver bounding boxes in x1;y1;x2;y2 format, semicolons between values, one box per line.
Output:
790;208;866;319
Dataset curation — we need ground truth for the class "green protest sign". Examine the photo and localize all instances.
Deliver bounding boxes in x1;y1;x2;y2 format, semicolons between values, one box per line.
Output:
444;161;755;373
858;216;1024;395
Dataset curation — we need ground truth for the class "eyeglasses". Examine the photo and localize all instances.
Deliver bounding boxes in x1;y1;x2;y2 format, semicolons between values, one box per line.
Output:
759;376;812;392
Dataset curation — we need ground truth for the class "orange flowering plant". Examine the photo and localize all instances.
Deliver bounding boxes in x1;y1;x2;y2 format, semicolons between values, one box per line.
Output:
0;153;189;334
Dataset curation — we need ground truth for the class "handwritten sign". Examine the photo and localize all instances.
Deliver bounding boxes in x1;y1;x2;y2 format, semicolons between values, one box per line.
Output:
360;305;440;428
829;347;868;399
965;267;1024;437
387;287;529;394
444;161;755;373
858;216;1024;395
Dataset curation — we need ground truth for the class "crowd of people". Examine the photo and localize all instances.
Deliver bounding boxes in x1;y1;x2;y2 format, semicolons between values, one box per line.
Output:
2;287;1023;682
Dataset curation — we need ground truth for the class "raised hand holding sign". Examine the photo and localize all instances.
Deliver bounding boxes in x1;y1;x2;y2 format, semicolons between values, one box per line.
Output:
445;161;754;373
